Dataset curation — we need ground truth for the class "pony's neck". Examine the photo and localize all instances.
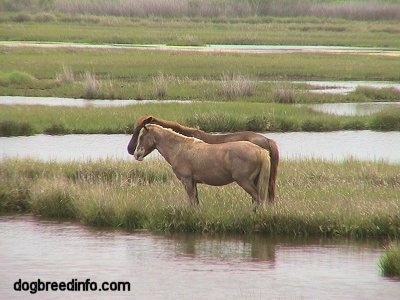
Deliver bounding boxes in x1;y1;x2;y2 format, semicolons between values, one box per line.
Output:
151;126;189;163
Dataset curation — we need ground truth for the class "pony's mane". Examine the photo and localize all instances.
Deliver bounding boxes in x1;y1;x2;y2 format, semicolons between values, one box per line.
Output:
147;124;202;143
151;117;203;134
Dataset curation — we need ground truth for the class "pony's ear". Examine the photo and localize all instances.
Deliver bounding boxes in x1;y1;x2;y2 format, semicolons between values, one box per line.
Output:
144;124;150;131
143;116;153;125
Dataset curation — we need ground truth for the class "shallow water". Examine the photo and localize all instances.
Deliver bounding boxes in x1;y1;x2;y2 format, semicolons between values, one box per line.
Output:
2;41;400;57
0;216;398;299
1;131;400;163
0;96;190;107
307;101;400;116
299;80;400;95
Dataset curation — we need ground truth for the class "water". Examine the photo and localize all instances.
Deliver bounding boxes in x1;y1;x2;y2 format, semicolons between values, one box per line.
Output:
0;96;191;107
0;216;398;299
1;131;400;163
299;80;400;95
2;41;399;57
307;102;400;116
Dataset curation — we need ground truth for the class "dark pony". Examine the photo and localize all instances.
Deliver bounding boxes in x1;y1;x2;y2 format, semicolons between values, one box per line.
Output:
127;115;279;202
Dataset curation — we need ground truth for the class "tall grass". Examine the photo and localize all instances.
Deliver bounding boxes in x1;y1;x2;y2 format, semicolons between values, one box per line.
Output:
82;71;100;99
56;64;74;84
220;73;256;99
6;0;395;20
153;72;168;99
1;158;399;237
272;83;298;104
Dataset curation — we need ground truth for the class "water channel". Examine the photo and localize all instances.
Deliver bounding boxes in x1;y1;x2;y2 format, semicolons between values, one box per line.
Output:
1;131;400;163
1;215;399;300
2;41;400;57
1;96;400;299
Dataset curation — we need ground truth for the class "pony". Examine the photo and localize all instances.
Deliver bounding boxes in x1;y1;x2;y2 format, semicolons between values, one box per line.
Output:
127;115;279;202
132;124;270;211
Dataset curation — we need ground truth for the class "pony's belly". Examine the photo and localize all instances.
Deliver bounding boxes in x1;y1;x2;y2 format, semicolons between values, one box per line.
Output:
194;172;233;186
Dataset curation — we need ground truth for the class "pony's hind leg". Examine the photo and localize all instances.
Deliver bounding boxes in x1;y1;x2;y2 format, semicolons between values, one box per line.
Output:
235;179;259;212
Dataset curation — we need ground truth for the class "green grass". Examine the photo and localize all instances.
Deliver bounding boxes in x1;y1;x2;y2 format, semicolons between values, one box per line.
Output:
2;47;400;82
0;101;378;136
3;18;399;48
0;46;400;101
1;101;399;136
1;158;399;237
1;6;400;47
380;243;400;278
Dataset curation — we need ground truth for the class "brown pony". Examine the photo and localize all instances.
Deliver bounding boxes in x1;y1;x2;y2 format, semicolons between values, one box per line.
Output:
133;124;270;210
127;115;279;202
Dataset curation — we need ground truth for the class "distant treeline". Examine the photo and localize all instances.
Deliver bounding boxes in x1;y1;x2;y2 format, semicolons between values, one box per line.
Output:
1;0;400;20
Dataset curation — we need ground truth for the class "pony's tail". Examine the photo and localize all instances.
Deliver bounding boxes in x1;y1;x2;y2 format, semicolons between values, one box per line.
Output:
257;149;271;205
267;139;279;202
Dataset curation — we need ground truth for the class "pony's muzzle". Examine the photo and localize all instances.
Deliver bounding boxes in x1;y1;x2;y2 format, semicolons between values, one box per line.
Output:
133;147;145;161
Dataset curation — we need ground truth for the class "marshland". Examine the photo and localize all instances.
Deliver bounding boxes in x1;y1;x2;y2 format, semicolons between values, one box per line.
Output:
1;0;400;297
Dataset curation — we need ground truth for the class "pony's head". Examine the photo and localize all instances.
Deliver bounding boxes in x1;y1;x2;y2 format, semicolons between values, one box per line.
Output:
133;124;156;161
127;116;153;155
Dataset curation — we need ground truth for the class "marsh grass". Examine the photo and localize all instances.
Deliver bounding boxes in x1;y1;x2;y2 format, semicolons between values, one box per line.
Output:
0;71;36;86
370;107;400;131
56;64;74;84
272;83;298;104
219;73;256;99
1;158;399;237
0;120;33;136
0;100;388;136
153;72;168;99
380;243;400;278
1;47;400;100
7;0;398;21
82;71;101;99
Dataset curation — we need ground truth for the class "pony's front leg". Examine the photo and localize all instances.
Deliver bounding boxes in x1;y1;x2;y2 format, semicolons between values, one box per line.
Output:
180;177;199;206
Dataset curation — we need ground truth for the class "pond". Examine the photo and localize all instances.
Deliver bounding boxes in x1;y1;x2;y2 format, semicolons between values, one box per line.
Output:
0;216;398;299
1;131;400;163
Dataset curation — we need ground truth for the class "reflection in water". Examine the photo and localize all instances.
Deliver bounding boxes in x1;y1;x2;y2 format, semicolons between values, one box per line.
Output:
1;216;399;299
163;233;276;264
2;131;400;163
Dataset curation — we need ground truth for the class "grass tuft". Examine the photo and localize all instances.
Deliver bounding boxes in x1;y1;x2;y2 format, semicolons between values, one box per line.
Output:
82;71;101;99
153;72;168;99
56;65;75;84
0;71;36;86
219;73;256;99
380;243;400;278
273;84;298;104
30;179;77;220
370;107;400;131
0;120;33;136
